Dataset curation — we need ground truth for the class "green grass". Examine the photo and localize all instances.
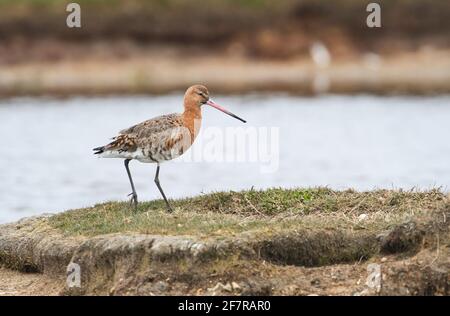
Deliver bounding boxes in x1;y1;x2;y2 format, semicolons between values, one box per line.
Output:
48;188;448;237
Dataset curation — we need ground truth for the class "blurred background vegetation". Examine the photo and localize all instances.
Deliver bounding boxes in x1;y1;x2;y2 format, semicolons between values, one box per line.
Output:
0;0;449;94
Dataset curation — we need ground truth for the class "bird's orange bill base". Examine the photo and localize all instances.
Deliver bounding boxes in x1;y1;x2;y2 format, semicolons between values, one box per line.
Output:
206;100;247;123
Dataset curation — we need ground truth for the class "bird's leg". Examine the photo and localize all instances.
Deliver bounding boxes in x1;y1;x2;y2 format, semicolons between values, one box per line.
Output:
154;164;173;212
124;159;138;209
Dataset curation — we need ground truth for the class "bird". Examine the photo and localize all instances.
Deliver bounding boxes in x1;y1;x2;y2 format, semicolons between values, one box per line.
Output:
93;85;246;212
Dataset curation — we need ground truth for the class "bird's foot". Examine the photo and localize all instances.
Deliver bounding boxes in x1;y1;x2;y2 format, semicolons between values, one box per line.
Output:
165;202;174;213
128;192;138;210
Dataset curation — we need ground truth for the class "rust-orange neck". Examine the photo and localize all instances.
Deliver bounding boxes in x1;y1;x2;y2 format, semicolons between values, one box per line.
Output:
182;100;202;142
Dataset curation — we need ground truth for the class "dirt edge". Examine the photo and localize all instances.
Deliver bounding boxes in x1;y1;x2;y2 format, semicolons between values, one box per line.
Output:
0;209;448;295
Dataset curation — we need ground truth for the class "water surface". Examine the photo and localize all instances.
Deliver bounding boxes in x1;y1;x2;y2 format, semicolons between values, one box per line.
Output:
1;94;449;223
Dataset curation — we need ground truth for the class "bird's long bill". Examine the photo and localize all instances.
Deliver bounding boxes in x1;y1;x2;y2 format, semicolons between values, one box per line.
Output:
206;100;246;123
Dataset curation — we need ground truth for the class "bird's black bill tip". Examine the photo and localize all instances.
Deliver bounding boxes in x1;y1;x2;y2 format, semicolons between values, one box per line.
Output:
206;100;247;124
233;115;247;123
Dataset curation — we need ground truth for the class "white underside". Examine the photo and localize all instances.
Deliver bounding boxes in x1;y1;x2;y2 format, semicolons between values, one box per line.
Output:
97;150;158;163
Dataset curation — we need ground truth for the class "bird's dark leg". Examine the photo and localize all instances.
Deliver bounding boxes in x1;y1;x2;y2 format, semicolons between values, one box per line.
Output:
154;164;173;212
124;159;138;209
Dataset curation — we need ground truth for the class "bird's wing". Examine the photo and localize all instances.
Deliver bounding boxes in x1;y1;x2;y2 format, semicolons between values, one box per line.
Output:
119;113;183;138
95;133;138;154
94;114;184;155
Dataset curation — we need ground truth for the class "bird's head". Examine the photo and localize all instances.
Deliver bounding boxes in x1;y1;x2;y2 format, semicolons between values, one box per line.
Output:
184;85;246;123
185;84;210;107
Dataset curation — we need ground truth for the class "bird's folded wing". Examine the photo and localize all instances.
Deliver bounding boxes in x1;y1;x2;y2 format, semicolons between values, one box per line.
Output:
119;113;182;137
104;134;137;153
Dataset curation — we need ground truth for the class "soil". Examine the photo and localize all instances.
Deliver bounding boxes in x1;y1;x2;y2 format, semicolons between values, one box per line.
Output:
0;189;448;296
0;267;63;296
0;246;447;296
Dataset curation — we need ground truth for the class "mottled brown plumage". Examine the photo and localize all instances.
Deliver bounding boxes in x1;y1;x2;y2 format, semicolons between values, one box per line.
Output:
95;113;189;162
94;86;209;162
93;84;246;211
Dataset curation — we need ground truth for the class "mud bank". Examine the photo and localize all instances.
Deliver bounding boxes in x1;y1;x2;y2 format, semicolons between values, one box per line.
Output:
1;48;450;97
0;189;449;295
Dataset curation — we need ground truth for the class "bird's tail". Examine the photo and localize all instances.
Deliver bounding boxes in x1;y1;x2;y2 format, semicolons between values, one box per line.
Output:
93;135;136;156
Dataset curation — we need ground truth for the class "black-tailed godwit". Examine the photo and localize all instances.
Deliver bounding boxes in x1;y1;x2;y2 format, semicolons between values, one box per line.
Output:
93;85;246;211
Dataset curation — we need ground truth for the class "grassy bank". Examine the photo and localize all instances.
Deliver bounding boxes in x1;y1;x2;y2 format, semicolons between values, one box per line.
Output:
2;187;449;295
49;188;448;237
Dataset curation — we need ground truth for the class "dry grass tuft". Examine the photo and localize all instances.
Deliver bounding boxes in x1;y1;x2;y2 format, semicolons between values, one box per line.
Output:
47;188;448;237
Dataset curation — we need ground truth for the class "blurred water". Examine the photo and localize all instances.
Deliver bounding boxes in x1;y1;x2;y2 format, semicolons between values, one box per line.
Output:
1;94;449;223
